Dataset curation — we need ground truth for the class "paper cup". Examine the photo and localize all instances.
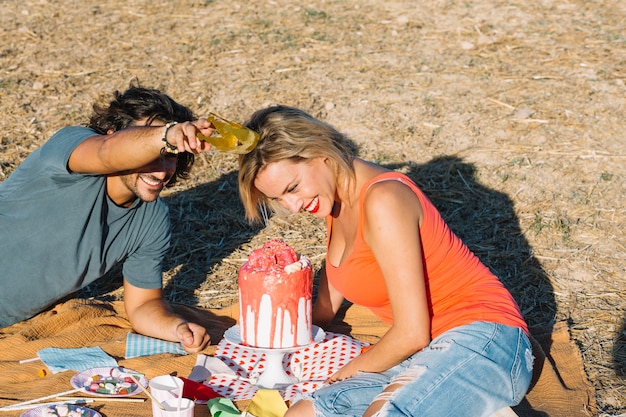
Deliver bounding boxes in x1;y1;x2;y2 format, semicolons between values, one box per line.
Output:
149;375;184;416
158;398;195;417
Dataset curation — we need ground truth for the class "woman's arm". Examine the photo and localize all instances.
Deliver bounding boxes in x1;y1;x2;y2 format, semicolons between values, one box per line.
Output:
312;266;345;328
328;180;430;381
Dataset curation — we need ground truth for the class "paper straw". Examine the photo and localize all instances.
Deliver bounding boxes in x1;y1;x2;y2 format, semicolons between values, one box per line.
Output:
128;374;165;410
176;377;183;412
18;357;41;364
0;388;83;411
0;399;94;412
57;397;146;403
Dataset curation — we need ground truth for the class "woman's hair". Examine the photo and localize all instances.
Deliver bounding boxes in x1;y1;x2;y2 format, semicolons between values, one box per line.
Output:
238;105;356;223
88;85;195;186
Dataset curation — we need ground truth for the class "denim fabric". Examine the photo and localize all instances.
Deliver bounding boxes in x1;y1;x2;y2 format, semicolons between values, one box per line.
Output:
302;322;533;417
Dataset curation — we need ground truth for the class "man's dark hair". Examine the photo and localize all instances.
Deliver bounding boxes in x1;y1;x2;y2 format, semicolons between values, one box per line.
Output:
88;85;195;186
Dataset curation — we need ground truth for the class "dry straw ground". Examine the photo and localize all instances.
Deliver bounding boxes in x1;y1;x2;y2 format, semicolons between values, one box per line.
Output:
1;0;625;415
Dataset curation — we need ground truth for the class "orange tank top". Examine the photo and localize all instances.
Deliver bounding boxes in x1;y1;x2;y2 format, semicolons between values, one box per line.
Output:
325;172;528;338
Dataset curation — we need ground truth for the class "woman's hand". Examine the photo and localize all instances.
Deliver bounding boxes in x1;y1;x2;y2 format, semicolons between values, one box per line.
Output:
326;360;362;384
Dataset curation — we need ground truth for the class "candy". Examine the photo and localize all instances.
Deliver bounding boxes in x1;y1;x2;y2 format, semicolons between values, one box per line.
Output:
41;404;90;416
83;374;138;395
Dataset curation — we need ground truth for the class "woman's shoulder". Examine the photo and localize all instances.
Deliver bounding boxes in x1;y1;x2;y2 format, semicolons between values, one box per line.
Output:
359;168;420;198
360;172;423;223
364;175;414;197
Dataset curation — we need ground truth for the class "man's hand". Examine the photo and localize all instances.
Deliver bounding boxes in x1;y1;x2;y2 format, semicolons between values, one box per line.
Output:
175;321;210;353
166;119;214;155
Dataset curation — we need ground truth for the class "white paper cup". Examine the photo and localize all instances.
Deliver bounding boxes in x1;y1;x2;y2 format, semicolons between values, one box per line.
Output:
149;375;184;417
158;398;195;417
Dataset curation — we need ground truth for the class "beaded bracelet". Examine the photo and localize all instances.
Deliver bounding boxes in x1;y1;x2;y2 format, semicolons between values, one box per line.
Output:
161;122;179;155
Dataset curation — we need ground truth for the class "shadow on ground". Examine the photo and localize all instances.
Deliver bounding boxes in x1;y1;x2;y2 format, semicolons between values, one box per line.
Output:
390;156;557;329
392;156;556;416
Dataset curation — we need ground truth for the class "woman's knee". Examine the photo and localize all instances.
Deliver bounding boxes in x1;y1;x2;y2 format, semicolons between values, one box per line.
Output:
285;399;315;417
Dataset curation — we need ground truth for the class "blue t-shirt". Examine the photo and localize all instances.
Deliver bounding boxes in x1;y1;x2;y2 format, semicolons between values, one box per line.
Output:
0;126;171;326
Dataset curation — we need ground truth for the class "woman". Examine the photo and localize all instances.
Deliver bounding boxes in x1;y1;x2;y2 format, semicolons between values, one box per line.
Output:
238;105;533;417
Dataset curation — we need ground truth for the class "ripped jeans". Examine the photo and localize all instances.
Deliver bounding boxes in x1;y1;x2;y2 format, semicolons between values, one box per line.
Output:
297;321;534;417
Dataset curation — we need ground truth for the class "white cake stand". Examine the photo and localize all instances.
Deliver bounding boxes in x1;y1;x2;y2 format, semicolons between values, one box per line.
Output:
224;325;325;389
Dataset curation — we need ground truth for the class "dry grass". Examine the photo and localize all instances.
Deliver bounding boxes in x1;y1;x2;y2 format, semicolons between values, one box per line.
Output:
1;0;625;415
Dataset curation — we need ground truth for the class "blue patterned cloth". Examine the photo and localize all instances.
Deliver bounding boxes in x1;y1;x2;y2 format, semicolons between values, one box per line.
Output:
125;332;188;359
37;346;118;374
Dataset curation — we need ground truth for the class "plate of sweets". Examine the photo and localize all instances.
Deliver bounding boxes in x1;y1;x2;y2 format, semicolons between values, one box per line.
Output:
70;366;148;397
20;404;101;417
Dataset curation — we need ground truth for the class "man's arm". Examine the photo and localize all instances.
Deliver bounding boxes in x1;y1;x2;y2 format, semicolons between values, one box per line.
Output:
123;280;210;353
68;120;213;175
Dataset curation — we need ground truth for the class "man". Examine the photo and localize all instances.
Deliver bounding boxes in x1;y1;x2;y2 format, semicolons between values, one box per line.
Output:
0;85;214;352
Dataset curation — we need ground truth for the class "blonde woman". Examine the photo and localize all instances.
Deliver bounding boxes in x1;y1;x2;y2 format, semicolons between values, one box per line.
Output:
238;105;533;417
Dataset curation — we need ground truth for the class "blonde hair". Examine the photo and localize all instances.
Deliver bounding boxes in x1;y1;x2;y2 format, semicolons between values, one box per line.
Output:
238;105;356;223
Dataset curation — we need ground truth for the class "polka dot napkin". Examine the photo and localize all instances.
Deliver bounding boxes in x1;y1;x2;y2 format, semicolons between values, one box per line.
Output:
204;332;369;401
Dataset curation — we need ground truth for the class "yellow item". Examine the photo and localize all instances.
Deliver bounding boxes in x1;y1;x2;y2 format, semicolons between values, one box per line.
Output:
245;389;288;417
197;112;259;154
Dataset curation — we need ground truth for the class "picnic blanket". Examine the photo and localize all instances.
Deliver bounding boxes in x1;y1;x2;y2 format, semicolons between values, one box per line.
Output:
0;298;596;416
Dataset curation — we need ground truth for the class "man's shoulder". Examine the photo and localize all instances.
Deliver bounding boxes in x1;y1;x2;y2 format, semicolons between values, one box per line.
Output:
48;126;96;143
40;126;97;156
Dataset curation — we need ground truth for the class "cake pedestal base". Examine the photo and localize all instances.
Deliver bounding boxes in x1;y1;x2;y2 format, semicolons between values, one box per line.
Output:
255;347;300;389
224;325;325;389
